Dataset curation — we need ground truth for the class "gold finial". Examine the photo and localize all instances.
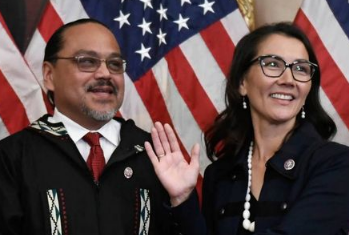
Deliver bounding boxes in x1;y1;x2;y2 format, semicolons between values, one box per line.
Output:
237;0;255;30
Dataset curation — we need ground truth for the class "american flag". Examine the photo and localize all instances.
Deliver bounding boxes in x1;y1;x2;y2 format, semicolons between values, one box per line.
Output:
294;0;349;145
0;0;249;194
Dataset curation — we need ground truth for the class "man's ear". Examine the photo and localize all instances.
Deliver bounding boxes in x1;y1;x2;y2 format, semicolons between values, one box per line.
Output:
43;61;55;92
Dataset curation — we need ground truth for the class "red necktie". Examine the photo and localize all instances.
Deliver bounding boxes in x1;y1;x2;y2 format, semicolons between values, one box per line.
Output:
83;132;105;182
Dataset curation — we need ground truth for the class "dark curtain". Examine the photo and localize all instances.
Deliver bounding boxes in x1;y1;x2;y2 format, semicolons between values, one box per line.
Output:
0;0;48;53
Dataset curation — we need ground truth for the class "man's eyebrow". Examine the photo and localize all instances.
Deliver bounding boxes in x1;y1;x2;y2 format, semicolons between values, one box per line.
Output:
109;52;123;58
74;50;98;56
73;50;123;58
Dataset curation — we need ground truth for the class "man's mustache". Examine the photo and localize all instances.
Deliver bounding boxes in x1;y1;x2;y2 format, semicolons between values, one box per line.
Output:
86;80;117;94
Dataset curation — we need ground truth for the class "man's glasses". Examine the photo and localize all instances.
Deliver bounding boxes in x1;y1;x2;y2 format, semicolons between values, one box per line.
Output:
250;55;318;82
50;55;126;74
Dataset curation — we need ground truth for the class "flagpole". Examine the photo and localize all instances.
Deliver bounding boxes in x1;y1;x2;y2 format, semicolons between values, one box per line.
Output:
237;0;255;30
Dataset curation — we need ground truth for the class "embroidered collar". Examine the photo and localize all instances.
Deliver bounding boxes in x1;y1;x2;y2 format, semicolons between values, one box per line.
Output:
30;114;68;136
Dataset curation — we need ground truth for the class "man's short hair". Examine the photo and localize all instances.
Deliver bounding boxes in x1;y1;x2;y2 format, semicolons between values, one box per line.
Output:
43;18;110;63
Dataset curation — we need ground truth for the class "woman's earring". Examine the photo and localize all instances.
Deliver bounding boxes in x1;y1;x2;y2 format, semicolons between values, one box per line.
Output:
243;96;247;109
301;106;305;119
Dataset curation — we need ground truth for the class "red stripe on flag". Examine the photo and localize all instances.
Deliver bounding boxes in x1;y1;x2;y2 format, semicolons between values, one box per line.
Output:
38;2;64;42
0;71;30;134
134;72;170;124
134;71;203;202
166;47;218;132
200;21;235;76
295;10;349;129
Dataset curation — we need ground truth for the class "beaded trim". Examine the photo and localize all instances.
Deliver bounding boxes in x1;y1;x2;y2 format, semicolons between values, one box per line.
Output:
47;188;65;235
31;120;68;136
138;188;151;235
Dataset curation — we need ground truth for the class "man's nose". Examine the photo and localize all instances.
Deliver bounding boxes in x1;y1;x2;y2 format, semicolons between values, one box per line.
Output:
95;60;111;78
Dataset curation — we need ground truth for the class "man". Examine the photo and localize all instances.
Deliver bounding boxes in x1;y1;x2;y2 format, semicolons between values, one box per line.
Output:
0;19;172;235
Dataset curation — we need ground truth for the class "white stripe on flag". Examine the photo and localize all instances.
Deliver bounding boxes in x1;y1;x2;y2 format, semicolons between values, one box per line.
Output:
51;0;89;23
180;33;226;113
221;10;249;46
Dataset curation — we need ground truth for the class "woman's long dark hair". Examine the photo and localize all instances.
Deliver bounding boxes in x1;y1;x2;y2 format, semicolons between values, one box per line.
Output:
204;22;336;161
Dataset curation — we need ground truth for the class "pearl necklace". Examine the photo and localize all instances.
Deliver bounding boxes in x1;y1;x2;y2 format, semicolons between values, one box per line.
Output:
242;141;255;232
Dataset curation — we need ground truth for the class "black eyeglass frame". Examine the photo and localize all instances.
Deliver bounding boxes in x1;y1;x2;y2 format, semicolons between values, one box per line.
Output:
249;54;318;83
48;55;127;74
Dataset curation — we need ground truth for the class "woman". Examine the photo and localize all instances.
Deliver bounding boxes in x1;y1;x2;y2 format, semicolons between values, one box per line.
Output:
144;22;349;234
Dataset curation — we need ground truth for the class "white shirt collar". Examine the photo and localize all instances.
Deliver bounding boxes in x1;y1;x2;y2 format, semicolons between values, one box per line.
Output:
49;108;121;146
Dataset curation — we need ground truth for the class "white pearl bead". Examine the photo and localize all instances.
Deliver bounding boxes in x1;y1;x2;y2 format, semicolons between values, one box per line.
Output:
244;201;250;210
243;209;250;219
242;219;251;230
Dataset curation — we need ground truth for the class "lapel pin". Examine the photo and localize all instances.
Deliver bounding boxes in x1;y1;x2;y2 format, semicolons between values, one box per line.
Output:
124;167;133;179
134;145;144;153
284;159;295;170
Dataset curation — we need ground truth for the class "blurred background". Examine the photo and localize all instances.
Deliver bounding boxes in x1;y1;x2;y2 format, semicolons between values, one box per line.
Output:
254;0;303;27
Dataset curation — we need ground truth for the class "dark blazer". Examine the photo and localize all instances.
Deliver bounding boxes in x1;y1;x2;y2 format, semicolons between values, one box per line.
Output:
0;115;171;235
172;122;349;235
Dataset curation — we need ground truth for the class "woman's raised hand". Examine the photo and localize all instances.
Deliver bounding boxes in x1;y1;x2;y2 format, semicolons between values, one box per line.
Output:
144;122;200;207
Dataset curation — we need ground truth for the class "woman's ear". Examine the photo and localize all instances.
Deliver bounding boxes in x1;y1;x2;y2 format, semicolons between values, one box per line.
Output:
43;61;55;92
239;78;247;96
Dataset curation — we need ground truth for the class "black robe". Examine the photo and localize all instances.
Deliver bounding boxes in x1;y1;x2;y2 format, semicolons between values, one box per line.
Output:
0;115;172;235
